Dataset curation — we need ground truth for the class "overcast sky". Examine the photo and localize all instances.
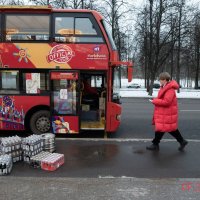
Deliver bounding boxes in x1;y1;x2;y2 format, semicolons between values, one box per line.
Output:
133;0;200;7
23;0;200;7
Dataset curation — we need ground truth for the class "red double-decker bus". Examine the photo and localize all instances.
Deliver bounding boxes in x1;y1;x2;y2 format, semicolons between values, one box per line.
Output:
0;5;132;134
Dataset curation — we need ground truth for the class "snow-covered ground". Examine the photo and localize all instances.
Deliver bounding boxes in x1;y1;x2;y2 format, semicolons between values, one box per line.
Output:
120;79;200;98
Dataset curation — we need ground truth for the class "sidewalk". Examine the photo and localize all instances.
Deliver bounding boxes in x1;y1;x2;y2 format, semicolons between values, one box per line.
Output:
1;138;200;200
0;176;200;200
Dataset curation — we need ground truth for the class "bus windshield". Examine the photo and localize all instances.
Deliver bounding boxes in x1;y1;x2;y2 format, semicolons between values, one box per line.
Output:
102;20;117;50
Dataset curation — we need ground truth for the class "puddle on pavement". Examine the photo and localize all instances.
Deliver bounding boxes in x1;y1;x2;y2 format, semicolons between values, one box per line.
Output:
133;149;146;154
66;144;119;161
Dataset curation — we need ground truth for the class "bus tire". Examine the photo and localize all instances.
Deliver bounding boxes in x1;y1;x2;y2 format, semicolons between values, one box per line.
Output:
30;110;50;134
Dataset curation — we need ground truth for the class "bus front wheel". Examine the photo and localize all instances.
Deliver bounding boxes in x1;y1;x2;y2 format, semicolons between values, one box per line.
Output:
30;110;50;134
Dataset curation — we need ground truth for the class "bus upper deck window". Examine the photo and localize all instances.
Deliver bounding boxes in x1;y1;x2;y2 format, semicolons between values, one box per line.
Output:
54;17;76;43
55;17;74;34
75;18;97;35
5;15;50;41
54;14;104;43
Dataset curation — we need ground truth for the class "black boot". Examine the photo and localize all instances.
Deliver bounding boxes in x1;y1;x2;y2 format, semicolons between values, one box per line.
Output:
178;140;188;151
146;144;159;151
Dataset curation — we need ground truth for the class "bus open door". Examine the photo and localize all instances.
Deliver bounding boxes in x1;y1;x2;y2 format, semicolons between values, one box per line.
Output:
106;61;133;132
49;70;80;134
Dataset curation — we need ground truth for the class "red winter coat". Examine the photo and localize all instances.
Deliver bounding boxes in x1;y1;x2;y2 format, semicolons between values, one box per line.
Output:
152;80;179;132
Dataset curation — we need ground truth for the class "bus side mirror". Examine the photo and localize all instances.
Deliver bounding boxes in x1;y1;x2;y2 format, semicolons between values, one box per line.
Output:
110;61;133;82
127;66;133;82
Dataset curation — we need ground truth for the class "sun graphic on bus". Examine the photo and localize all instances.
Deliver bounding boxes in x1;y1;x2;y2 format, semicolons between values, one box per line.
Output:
13;46;30;63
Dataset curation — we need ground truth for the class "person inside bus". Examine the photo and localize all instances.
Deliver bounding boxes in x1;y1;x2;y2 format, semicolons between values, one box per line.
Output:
83;78;98;96
82;77;99;109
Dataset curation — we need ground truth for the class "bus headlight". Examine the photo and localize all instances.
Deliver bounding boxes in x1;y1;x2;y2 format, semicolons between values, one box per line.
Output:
116;114;121;121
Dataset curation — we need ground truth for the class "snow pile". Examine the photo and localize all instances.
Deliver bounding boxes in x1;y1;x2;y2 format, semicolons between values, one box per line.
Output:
120;79;200;99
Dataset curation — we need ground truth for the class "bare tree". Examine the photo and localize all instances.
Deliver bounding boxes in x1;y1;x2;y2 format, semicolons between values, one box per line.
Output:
0;0;24;5
97;0;134;86
194;14;200;89
135;0;192;95
98;0;133;57
29;0;95;9
151;0;177;95
67;0;84;9
169;12;177;80
175;0;185;92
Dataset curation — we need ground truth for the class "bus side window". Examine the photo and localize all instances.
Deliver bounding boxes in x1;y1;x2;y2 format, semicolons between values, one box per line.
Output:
0;70;20;94
22;72;49;94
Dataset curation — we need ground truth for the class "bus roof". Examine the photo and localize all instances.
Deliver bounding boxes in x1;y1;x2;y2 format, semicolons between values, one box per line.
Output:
0;6;103;20
0;5;52;10
53;9;103;21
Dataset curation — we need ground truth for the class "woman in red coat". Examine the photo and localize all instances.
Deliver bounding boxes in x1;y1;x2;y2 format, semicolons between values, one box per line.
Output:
146;72;188;151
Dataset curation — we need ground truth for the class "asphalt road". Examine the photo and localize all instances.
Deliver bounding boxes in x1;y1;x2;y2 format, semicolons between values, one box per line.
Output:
111;98;200;140
0;98;198;140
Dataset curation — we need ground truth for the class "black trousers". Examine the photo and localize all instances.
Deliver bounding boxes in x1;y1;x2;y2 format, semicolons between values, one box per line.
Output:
152;129;184;145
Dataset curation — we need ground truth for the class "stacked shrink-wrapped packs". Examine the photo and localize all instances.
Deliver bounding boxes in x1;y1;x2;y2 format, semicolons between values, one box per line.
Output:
0;154;13;175
0;136;22;162
22;135;44;163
